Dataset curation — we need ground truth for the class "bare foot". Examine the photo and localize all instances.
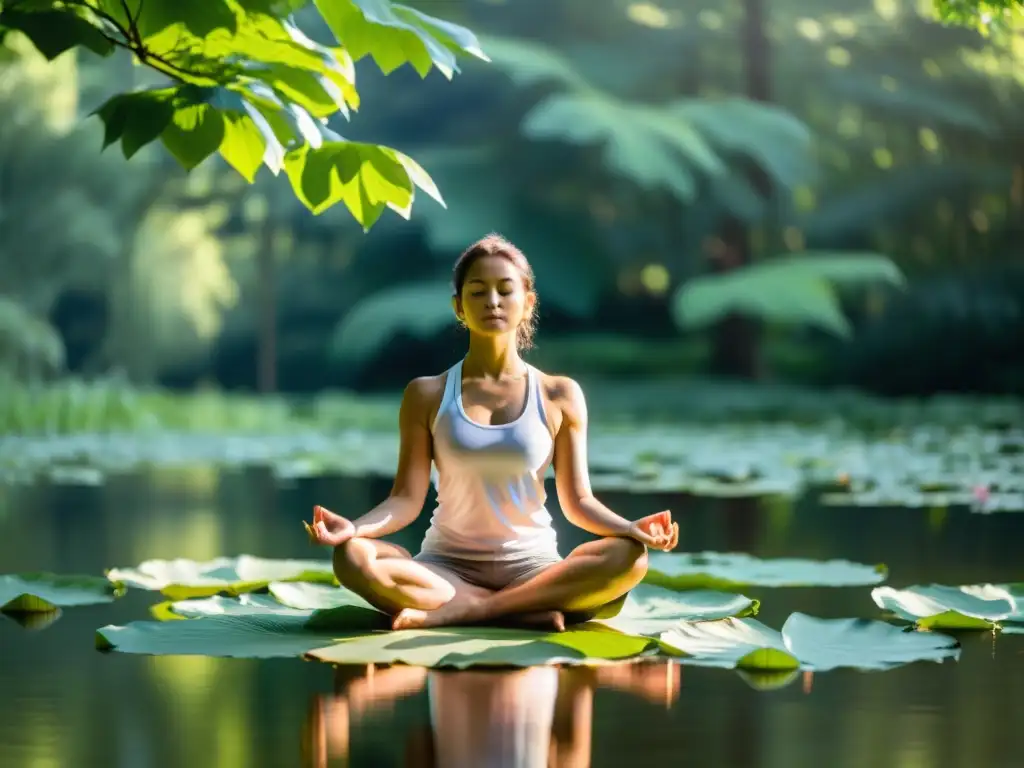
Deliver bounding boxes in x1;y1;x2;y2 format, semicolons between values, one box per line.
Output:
392;596;486;630
504;610;565;632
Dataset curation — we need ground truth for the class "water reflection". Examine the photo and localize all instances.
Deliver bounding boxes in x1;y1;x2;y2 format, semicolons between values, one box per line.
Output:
304;661;681;768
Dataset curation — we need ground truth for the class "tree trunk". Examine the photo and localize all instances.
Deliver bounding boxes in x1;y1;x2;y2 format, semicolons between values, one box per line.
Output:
257;221;277;394
709;0;773;379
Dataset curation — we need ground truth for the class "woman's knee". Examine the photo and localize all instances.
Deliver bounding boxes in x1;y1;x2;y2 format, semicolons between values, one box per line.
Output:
602;536;649;582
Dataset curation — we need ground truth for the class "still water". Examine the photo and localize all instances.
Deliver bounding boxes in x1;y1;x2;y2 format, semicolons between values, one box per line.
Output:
1;467;1022;767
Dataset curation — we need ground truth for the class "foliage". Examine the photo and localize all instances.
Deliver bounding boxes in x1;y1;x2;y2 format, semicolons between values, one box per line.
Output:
928;0;1023;33
660;613;960;671
672;254;906;338
0;573;123;612
645;552;888;591
0;298;65;377
0;0;487;227
481;35;815;216
330;281;455;365
871;583;1023;629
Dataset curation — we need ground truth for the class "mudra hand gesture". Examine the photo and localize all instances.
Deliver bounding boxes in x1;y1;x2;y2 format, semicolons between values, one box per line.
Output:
627;510;678;552
304;505;356;547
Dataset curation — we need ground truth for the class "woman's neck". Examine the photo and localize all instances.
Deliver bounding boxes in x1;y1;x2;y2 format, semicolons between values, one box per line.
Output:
464;333;525;378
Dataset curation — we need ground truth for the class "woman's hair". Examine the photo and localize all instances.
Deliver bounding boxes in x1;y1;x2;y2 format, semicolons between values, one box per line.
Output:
452;233;538;350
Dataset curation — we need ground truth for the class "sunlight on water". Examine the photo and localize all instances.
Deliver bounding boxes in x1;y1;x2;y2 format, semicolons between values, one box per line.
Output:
131;508;225;563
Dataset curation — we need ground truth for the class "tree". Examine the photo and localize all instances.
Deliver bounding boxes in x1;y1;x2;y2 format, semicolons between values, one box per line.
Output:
929;0;1022;33
0;0;488;230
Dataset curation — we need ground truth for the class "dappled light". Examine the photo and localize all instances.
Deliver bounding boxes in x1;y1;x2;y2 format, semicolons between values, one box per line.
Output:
2;0;1024;765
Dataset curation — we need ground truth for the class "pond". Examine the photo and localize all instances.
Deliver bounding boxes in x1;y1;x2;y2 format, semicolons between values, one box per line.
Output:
1;466;1022;767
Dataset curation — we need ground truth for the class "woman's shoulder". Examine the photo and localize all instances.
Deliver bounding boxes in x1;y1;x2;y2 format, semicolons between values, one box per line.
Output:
533;368;587;429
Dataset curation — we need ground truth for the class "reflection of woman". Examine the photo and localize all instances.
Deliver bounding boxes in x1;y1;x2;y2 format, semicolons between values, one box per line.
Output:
303;661;681;768
305;234;678;632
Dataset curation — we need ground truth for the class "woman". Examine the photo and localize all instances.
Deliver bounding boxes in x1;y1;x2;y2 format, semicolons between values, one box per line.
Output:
305;234;679;632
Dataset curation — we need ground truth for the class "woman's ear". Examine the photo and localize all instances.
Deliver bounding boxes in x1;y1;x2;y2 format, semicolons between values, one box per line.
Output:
451;296;464;323
523;291;537;320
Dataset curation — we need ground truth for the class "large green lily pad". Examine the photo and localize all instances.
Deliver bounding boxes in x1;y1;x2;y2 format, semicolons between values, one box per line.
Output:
600;584;758;636
155;582;376;620
105;555;336;600
97;605;656;667
644;552;887;591
1;573;123;613
871;584;1023;630
659;613;960;671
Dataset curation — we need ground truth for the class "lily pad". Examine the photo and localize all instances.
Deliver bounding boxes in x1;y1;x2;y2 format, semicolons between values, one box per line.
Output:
871;584;1023;630
600;584;758;636
97;604;656;667
644;551;887;591
105;555;336;599
659;613;960;671
155;582;377;620
0;573;123;613
266;581;377;611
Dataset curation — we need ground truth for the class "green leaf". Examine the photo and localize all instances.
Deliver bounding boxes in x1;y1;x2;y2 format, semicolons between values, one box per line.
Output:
659;613;960;671
0;8;115;59
97;603;656;665
284;139;443;225
644;552;888;591
672;253;905;338
94;88;177;159
315;0;487;79
330;281;455;366
599;584;759;636
1;573;123;613
669;98;816;189
105;555;336;600
475;34;591;90
522;93;722;203
871;584;1022;630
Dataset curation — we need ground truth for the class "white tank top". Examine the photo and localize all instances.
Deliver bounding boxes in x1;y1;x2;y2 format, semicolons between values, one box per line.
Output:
419;359;559;561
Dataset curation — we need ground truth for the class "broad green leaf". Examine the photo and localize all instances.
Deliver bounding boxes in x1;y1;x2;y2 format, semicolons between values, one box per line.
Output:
0;8;115;59
315;0;487;79
105;555;336;600
95;88;177;159
780;613;960;671
307;624;653;668
645;551;888;591
659;617;799;670
158;593;310;620
1;573;123;613
330;281;455;366
871;584;1022;630
600;584;758;636
267;580;377;611
672;254;905;338
659;613;960;671
523;93;721;203
476;34;592;90
97;606;655;665
284;139;443;226
669;98;816;189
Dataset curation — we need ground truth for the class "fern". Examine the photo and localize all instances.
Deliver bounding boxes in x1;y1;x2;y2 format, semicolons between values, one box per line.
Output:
481;35;815;205
329;281;455;366
672;253;904;338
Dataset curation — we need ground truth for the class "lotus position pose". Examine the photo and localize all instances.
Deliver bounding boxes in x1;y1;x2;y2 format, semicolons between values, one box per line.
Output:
305;234;679;631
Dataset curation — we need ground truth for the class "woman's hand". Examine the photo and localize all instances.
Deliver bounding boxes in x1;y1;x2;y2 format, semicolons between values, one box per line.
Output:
304;505;356;547
627;510;678;552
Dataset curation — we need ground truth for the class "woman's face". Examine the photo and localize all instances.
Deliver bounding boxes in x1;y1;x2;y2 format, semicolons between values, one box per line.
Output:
455;254;534;339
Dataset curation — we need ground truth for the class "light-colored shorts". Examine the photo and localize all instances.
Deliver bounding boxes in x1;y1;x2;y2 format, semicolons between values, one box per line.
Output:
413;550;562;591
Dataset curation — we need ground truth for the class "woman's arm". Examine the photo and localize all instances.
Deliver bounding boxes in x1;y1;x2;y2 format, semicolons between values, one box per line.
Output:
551;377;678;550
347;376;439;539
551;377;634;537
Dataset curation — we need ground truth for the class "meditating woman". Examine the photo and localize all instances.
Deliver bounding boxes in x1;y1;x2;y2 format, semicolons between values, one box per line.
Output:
305;234;679;631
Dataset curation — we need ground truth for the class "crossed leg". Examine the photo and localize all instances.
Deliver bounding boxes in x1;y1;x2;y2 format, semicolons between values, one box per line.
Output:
332;535;648;632
332;538;565;631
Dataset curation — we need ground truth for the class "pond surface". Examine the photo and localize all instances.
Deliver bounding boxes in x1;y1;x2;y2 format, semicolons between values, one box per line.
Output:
1;467;1022;767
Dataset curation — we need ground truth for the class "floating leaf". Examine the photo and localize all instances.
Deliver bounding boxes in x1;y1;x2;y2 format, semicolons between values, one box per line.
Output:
0;573;123;613
105;555;336;600
267;580;378;611
98;604;655;666
600;584;758;636
660;613;960;671
645;552;888;591
871;584;1023;630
